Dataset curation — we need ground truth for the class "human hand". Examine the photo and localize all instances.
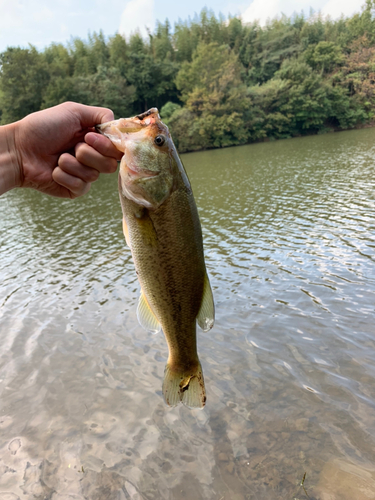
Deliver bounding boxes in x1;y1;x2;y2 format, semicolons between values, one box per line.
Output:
5;102;123;198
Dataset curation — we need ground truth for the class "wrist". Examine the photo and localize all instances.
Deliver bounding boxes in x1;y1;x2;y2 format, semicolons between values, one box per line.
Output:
0;122;22;195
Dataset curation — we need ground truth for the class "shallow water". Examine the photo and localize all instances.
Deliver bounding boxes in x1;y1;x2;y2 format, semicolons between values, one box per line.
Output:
1;128;375;500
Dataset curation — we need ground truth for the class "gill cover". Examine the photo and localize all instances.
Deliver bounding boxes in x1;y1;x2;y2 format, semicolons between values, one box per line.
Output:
97;109;175;210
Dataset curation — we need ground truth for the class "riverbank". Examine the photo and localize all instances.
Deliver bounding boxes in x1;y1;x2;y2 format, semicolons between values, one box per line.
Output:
173;119;375;155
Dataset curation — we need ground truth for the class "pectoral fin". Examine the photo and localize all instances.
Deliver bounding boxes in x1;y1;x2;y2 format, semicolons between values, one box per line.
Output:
137;291;161;334
122;218;130;247
197;273;215;332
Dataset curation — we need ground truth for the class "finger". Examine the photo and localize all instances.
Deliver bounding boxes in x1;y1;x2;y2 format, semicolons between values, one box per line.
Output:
75;142;118;174
65;102;115;128
84;132;123;161
52;166;91;198
58;153;100;183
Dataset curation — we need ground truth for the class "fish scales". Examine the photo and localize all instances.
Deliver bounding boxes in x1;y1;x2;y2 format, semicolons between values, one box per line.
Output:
120;182;205;366
97;108;214;408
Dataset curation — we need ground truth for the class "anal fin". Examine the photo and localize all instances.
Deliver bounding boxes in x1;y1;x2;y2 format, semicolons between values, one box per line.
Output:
197;273;215;332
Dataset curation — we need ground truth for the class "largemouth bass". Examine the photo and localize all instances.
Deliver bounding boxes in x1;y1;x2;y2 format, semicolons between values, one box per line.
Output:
97;109;214;408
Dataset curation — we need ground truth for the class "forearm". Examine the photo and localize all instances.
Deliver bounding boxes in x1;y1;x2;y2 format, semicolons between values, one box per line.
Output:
0;122;21;195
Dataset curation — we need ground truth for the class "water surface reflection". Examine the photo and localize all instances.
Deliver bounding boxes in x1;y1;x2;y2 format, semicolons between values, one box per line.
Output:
1;128;375;499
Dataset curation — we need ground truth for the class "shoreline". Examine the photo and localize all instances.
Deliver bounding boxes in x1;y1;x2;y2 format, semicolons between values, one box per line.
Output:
179;122;375;155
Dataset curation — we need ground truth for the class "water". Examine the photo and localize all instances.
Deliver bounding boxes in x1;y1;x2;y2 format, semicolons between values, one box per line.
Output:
0;128;375;500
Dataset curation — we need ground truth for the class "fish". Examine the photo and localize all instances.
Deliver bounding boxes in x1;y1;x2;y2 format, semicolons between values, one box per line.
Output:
96;108;214;408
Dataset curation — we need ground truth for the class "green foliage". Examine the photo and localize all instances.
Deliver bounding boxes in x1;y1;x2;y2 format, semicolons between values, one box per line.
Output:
329;35;375;122
300;15;325;48
126;48;179;113
42;68;135;117
304;41;345;73
160;102;181;121
1;5;375;147
0;46;50;123
108;34;128;77
249;20;303;84
166;108;206;152
170;43;252;151
347;0;375;43
152;20;174;60
249;60;332;138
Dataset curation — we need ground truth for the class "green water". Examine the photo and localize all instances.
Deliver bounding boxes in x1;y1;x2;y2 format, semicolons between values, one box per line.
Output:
1;128;375;499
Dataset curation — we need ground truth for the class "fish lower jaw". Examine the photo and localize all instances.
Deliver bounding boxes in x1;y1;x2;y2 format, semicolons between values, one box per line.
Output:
122;163;159;180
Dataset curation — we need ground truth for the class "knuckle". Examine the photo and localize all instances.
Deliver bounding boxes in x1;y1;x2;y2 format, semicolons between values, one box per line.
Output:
52;166;62;182
75;143;89;164
71;177;84;191
106;159;118;173
86;169;100;182
58;152;72;167
102;108;114;121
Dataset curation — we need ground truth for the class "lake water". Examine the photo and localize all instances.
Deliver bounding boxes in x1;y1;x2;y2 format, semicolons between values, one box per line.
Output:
0;128;375;500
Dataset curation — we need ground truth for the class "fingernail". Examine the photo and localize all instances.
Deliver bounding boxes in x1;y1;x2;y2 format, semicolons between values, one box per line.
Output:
85;132;98;146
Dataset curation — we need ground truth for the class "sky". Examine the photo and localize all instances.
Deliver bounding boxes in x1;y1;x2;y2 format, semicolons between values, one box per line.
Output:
0;0;364;54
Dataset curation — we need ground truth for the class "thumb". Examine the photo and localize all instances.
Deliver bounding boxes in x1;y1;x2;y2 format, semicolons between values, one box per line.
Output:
75;103;115;128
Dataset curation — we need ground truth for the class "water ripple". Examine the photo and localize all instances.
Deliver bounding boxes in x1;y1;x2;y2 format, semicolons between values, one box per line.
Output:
1;129;375;498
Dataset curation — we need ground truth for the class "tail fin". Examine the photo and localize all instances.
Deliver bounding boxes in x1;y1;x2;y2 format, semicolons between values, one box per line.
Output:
162;362;206;408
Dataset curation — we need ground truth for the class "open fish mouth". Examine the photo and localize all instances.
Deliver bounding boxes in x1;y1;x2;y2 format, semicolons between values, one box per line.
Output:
96;109;160;136
95;120;143;135
135;108;159;121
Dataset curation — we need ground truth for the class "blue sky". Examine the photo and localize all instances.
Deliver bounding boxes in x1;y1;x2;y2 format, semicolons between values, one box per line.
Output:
0;0;363;53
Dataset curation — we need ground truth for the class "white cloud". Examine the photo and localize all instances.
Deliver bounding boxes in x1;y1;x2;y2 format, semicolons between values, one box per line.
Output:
0;0;25;30
321;0;359;18
241;0;361;25
33;7;54;23
119;0;155;38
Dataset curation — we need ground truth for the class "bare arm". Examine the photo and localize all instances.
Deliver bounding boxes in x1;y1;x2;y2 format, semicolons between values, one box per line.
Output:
0;122;19;195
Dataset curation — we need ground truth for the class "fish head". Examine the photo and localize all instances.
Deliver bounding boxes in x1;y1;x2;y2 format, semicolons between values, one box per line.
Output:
97;108;176;210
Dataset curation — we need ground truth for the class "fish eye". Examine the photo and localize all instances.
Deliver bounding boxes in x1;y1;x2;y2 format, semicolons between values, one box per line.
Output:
154;135;165;147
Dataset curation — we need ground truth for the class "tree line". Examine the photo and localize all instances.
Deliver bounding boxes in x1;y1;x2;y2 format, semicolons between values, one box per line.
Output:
1;1;375;152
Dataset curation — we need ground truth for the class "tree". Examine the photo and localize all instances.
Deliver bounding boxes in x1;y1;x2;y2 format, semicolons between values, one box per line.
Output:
0;46;49;123
249;59;333;138
304;41;345;74
347;0;375;44
170;42;252;150
240;18;303;85
152;20;174;61
42;67;135;117
0;8;373;148
329;35;375;123
108;33;128;77
126;32;179;112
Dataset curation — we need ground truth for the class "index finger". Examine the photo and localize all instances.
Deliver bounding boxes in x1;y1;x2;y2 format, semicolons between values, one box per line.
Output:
84;132;123;161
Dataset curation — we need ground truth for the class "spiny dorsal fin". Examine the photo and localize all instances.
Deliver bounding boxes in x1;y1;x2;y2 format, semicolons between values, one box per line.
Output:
137;291;161;334
197;273;215;332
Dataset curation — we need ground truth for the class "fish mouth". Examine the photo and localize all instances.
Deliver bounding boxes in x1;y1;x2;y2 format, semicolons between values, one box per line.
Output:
96;119;144;135
96;111;163;180
96;109;160;136
135;108;159;121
